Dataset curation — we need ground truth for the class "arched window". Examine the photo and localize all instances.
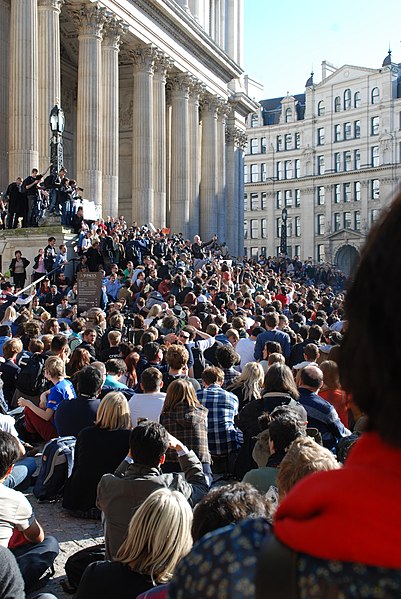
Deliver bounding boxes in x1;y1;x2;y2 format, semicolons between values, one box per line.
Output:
371;87;380;104
354;91;361;108
334;96;341;112
285;108;293;123
317;100;325;116
344;89;351;110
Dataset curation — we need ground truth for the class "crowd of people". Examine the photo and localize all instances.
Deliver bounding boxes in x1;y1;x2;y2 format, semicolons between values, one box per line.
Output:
0;186;399;599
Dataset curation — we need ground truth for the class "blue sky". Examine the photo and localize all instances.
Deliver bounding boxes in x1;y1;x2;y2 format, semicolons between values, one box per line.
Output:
243;0;401;99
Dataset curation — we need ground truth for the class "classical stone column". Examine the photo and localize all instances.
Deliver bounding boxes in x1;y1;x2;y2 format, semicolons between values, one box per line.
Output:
225;123;246;257
153;53;172;229
200;95;219;241
9;0;39;179
169;74;192;238
76;3;105;211
0;1;10;184
188;81;203;238
131;45;157;225
216;102;230;241
38;0;63;168
102;19;124;218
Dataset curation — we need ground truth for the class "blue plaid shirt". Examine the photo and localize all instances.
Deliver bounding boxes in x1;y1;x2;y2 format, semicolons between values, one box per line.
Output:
196;384;241;456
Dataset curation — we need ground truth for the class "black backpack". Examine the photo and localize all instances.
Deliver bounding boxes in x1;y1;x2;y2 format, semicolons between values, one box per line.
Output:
192;341;206;380
16;353;47;396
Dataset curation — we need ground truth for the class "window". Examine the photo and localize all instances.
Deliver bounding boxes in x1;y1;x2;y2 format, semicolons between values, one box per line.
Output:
251;247;259;258
334;212;341;231
285;134;292;150
334;96;341;112
354;91;361;108
294;245;300;258
371;209;380;224
354;181;361;201
318;155;325;175
260;247;266;256
316;214;325;235
371;87;380;105
344;212;351;229
371;179;380;199
251;113;258;127
354;120;361;138
334;184;341;203
250;138;258;154
334;124;342;142
317;245;325;263
261;192;267;209
344;151;352;172
285;160;293;179
276;191;282;209
276;136;283;151
295;189;301;207
371;146;379;167
354;210;361;231
287;218;293;238
317;127;325;145
295;159;300;178
250;193;258;211
295;216;301;237
334;152;341;173
344;182;351;202
371;116;379;135
285;190;292;207
354;149;361;170
261;163;267;182
317;186;325;205
344;89;351;110
318;100;325;116
261;218;267;238
285;108;293;123
295;132;301;149
244;220;248;239
244;165;248;184
244;194;248;211
344;122;352;140
276;218;281;238
277;161;283;180
251;219;258;239
251;164;259;182
261;137;267;154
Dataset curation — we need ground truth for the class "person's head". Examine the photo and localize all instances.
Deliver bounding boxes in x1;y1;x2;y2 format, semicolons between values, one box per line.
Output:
191;483;272;543
0;325;11;338
24;320;41;338
143;341;162;363
0;431;21;480
268;413;305;454
320;360;341;390
267;352;285;367
166;344;189;371
95;391;131;430
277;436;340;501
28;338;44;354
201;366;224;387
77;365;104;396
141;367;163;393
263;363;299;399
44;355;65;380
106;358;127;377
42;318;59;335
2;338;23;360
308;324;323;342
108;313;124;330
67;347;91;376
215;344;239;369
1;306;17;324
299;364;323;391
129;421;169;467
225;328;240;347
265;312;279;329
229;362;264;403
108;330;122;346
116;488;193;584
83;328;97;345
50;333;69;357
91;361;107;384
162;379;201;413
303;343;319;363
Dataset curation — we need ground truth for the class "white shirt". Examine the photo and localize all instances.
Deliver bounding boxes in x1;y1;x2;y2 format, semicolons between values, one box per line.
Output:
235;337;256;371
188;337;215;351
0;414;18;437
129;392;166;427
0;485;34;547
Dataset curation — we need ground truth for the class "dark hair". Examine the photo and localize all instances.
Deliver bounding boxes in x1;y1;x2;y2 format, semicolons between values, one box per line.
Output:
263;363;299;399
191;483;271;542
143;341;161;362
106;358;127;375
215;344;239;369
141;367;163;392
264;341;282;355
78;365;104;396
265;312;279;328
0;431;21;479
51;334;68;352
0;325;11;338
308;325;323;341
129;421;169;467
268;414;304;453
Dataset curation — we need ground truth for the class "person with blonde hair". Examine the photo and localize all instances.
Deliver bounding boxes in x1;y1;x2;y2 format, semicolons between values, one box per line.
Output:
0;306;17;327
63;391;131;518
227;361;264;411
75;488;193;598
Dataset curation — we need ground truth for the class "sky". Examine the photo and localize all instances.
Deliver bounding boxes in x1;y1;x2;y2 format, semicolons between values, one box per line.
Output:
243;0;401;100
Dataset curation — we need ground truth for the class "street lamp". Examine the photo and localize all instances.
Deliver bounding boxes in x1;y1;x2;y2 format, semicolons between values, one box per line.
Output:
49;103;65;177
280;207;288;255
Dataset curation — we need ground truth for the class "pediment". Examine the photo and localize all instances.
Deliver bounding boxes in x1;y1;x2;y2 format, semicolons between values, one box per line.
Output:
326;228;365;241
317;64;378;88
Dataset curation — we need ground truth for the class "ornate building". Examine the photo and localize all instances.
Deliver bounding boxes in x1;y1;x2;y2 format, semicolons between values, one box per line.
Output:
244;56;401;273
0;0;256;256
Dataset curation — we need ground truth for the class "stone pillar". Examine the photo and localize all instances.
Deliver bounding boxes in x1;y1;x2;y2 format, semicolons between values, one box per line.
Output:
188;81;203;238
9;0;39;179
76;3;105;211
217;103;229;241
0;0;10;184
169;74;192;238
153;53;171;229
131;45;157;226
102;19;124;218
225;123;246;257
200;95;219;240
38;0;63;168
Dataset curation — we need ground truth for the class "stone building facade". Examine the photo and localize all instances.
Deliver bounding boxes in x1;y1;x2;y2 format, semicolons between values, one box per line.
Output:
0;0;256;256
244;56;401;273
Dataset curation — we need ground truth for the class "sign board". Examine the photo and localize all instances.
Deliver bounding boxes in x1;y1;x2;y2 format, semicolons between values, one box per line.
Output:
77;272;103;311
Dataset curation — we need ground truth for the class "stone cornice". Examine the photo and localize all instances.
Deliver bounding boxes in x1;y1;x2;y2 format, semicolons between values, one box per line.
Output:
38;0;64;10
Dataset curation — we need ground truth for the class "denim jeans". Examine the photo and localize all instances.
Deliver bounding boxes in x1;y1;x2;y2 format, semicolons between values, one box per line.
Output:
3;457;37;489
11;536;59;592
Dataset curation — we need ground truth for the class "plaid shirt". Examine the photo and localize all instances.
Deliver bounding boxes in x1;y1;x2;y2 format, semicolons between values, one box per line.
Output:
160;403;210;464
196;384;241;457
221;367;240;389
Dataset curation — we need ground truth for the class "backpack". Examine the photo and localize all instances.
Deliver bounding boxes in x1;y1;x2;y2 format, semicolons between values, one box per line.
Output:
33;436;76;501
16;353;47;397
191;341;206;380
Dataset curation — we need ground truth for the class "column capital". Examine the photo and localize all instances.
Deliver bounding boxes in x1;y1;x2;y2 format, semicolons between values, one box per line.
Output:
38;0;63;10
217;101;232;120
201;94;224;116
76;3;106;38
130;45;159;74
167;72;194;96
188;80;206;103
102;17;127;50
153;53;174;79
225;124;247;148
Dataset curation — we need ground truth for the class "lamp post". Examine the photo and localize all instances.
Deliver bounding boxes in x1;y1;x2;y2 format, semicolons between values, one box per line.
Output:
280;207;288;255
49;103;65;177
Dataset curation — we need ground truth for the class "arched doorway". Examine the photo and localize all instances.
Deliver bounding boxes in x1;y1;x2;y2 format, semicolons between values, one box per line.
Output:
335;245;359;276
